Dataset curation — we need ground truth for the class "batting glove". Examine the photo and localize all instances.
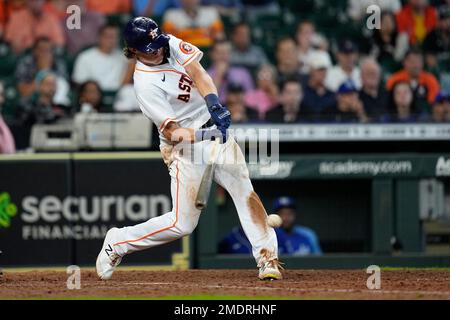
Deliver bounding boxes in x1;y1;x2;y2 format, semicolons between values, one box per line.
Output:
205;94;231;129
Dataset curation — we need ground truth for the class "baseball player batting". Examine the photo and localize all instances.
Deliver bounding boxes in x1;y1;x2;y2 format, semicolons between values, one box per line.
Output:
96;17;282;281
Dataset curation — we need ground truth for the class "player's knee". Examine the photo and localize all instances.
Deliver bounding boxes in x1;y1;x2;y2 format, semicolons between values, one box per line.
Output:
176;218;199;237
177;225;194;237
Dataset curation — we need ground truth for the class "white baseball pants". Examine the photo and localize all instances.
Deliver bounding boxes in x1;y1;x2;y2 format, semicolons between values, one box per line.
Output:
112;137;278;265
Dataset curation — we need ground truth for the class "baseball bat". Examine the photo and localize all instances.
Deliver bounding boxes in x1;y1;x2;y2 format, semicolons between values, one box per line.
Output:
195;139;220;210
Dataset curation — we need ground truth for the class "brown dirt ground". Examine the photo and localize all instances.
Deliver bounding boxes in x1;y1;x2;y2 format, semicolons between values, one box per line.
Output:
0;269;450;300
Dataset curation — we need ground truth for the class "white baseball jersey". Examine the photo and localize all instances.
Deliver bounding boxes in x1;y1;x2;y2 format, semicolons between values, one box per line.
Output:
133;35;211;146
108;34;279;271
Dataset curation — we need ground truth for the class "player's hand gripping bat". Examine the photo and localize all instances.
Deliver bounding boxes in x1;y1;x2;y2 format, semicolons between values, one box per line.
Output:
195;138;220;210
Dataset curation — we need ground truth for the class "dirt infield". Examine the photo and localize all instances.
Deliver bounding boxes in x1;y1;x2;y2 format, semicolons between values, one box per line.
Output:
1;269;450;299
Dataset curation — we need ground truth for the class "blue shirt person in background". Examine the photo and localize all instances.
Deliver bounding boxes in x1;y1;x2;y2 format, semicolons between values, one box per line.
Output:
273;196;322;256
219;196;322;255
218;225;252;254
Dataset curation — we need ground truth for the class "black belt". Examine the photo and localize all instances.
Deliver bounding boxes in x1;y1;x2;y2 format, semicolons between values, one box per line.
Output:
200;118;215;129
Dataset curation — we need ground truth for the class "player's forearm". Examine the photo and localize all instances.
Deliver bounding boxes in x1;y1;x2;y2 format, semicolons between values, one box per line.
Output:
164;123;222;144
185;61;230;141
164;122;195;144
195;72;218;98
185;61;217;97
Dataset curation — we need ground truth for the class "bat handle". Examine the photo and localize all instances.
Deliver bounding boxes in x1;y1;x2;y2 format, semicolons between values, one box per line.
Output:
209;138;221;165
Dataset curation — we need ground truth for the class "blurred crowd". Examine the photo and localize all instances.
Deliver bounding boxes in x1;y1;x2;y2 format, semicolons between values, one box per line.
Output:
1;0;450;152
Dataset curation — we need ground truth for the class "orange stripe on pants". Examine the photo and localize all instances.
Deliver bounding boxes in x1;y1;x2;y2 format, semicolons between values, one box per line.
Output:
113;160;180;246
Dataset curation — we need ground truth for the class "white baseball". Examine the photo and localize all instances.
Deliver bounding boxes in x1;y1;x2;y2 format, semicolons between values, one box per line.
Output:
267;214;282;228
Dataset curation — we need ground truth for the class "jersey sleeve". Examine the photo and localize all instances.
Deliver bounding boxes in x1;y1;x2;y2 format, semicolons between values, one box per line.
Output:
135;83;177;132
169;35;204;68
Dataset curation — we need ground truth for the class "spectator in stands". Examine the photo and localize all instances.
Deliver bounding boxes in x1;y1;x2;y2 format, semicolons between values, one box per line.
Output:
431;91;450;122
335;80;369;123
348;0;402;22
72;24;129;91
265;79;303;123
0;0;26;29
0;2;5;36
15;37;68;99
64;0;106;56
325;39;361;92
301;51;336;122
218;196;322;256
370;11;409;71
42;0;72;21
226;83;258;123
241;0;280;21
245;64;279;118
437;0;450;8
359;58;389;122
114;84;140;112
312;33;330;53
230;22;268;70
383;81;420;122
386;48;440;111
295;20;332;76
132;0;179;17
77;81;105;113
275;37;303;86
207;40;254;104
423;4;450;89
396;0;438;45
202;0;243;19
273;196;322;256
86;0;131;14
17;71;65;131
0;0;23;39
0;82;15;154
162;0;224;48
4;0;65;54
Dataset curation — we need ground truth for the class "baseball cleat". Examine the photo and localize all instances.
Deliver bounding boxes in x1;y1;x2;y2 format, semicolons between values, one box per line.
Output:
96;227;122;280
258;259;283;280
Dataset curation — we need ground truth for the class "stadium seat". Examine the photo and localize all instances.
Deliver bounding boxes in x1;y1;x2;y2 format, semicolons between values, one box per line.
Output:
53;47;76;78
251;14;287;61
106;13;132;28
380;59;402;76
220;14;240;39
0;76;19;120
198;46;211;69
439;59;450;73
102;90;117;112
151;15;162;26
107;14;133;46
278;0;315;13
0;43;18;77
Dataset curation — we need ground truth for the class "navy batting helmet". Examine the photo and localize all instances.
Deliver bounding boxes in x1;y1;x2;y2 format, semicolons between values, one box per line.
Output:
123;17;169;54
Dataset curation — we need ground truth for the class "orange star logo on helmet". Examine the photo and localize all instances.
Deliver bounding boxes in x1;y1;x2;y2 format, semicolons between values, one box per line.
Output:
179;42;194;54
149;28;159;40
